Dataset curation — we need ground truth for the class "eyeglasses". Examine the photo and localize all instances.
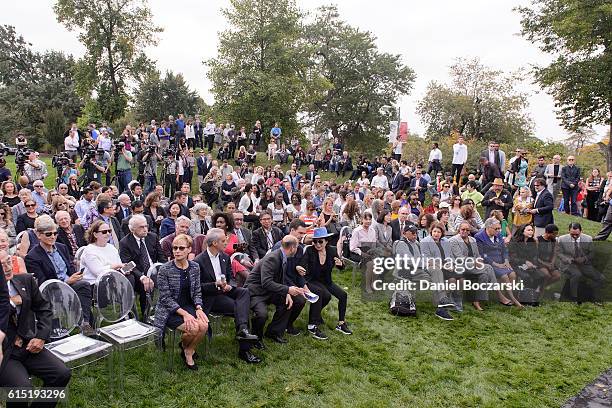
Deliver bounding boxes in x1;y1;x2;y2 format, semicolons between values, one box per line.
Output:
172;245;188;251
25;203;36;208
97;229;111;234
43;231;59;237
459;228;470;232
34;185;43;188
313;239;325;245
443;185;450;188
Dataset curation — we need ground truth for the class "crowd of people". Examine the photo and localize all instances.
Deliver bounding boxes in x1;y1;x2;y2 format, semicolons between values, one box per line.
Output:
0;118;609;404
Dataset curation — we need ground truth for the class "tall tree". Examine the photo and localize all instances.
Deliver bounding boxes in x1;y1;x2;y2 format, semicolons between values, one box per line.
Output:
417;58;533;143
206;0;318;135
516;0;612;170
306;6;415;151
0;25;82;147
133;70;202;121
54;0;162;121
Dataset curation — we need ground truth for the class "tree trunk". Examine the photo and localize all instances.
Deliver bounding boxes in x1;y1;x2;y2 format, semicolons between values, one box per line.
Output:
608;102;612;172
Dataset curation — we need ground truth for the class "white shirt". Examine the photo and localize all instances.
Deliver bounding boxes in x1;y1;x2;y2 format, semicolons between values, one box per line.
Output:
204;122;216;135
64;136;79;151
428;148;442;162
207;248;223;281
371;175;389;190
80;244;123;284
452;143;468;165
393;141;403;154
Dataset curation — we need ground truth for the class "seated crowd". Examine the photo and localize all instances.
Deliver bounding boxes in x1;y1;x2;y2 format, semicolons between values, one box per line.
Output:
0;125;608;401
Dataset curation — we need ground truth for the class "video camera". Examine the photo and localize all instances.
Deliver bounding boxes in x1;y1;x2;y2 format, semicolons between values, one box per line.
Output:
81;146;98;165
52;152;71;168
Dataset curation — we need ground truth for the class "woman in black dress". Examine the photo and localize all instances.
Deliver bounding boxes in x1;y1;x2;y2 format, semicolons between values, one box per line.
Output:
15;198;38;234
153;234;208;370
300;227;352;341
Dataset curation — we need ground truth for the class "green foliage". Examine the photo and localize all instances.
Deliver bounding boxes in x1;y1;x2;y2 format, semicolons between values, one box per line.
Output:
516;0;612;168
0;25;82;146
41;109;67;153
77;99;102;130
305;6;415;151
417;58;533;143
133;70;202;122
54;0;162;120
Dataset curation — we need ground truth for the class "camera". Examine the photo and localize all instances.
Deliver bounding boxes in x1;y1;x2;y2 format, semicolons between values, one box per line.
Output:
81;147;97;164
52;152;71;168
15;148;29;167
162;147;177;160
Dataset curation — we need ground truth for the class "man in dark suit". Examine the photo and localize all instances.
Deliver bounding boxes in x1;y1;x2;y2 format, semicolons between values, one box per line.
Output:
119;214;164;318
115;193;132;225
54;211;87;257
409;169;429;204
478;157;503;194
0;249;72;397
244;236;304;346
250;211;283;261
560;155;581;216
120;200;154;237
390;166;405;193
96;195;124;250
482;178;513;219
194;228;260;363
529;178;554;237
390;206;411;242
126;182;145;204
24;215;94;333
232;211;252;247
304;164;317;183
0;255;8;365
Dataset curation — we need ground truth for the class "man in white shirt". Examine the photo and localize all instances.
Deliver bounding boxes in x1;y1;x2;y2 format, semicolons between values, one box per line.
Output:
97;128;113;152
24;151;48;183
451;136;468;186
371;167;389;190
64;130;79;161
75;188;96;224
204;117;216;152
427;142;442;176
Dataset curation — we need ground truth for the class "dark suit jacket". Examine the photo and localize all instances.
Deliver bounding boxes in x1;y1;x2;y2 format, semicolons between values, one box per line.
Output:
409;177;429;203
194;250;231;296
236;227;252;245
56;225;87;257
390;219;401;242
244;248;288;297
0;268;9;336
115;205;131;224
391;172;405;192
121;214;155;237
119;232;167;280
250;226;283;260
4;273;52;347
25;243;75;283
304;170;318;183
482;189;513;219
475;230;507;265
561;165;580;189
533;189;554;227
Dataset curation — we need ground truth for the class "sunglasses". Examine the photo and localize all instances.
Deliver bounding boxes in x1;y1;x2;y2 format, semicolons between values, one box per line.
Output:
43;231;59;237
97;229;111;234
34;185;43;188
172;245;188;251
313;239;325;245
25;203;36;208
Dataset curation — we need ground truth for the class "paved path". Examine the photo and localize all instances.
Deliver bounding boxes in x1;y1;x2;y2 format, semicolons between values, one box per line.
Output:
563;368;611;408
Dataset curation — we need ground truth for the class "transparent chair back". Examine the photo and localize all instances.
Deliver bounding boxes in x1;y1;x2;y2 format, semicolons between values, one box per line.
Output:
39;279;82;340
95;270;135;324
230;252;254;269
145;263;164;323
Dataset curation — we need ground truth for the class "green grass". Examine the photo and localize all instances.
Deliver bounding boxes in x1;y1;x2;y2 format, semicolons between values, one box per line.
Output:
5;154;612;407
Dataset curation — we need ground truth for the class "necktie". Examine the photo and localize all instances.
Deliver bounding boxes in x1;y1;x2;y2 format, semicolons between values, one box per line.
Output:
140;238;150;274
124;208;129;218
236;229;244;243
574;239;581;257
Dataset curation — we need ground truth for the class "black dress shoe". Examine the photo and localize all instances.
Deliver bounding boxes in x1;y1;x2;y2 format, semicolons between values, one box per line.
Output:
236;328;259;342
179;342;199;360
253;339;266;350
238;350;262;364
184;360;198;371
265;333;288;344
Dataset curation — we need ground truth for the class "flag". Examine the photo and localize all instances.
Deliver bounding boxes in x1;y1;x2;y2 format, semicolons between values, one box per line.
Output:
388;121;398;143
399;122;408;142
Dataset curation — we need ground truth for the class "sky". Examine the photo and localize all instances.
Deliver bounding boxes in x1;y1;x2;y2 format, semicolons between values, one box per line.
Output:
6;0;607;141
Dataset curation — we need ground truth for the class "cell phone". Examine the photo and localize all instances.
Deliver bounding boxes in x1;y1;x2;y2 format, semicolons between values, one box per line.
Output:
121;261;136;275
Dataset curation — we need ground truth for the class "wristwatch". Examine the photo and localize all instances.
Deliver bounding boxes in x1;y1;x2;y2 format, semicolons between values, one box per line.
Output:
195;305;203;311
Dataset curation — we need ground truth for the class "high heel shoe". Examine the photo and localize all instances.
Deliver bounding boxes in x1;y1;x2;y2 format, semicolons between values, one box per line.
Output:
179;342;199;360
179;347;198;370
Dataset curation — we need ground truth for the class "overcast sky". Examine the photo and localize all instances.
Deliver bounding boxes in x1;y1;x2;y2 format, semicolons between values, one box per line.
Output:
6;0;607;141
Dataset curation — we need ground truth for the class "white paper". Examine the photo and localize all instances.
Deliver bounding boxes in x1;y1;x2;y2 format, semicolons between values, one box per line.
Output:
304;292;320;303
111;322;151;338
53;336;98;355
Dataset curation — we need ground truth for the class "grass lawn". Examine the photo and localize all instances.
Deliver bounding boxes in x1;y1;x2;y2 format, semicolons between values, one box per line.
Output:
3;155;612;407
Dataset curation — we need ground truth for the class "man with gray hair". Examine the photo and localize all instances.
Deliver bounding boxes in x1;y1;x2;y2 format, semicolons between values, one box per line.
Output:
12;188;32;222
160;216;205;259
194;228;260;363
119;214;164;317
24;215;95;333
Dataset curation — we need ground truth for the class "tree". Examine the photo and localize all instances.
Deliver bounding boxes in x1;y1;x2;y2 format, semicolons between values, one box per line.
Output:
417;57;533;143
133;70;202;121
516;0;612;169
41;109;68;153
206;0;318;136
0;25;82;146
563;127;597;152
54;0;162;121
305;6;415;151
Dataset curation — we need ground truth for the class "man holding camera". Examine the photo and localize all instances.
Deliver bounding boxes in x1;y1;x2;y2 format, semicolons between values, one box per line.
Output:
116;142;133;193
24;151;48;184
79;148;108;185
142;143;161;195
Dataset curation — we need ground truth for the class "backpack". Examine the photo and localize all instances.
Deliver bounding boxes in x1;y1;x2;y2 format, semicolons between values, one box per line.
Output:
389;291;416;317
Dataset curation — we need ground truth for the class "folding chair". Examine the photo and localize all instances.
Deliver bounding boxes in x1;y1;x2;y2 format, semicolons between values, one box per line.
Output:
338;226;358;286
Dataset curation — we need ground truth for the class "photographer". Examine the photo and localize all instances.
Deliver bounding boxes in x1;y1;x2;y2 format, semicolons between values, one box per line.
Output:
79;148;107;185
115;142;133;193
24;151;48;184
163;149;179;198
142;144;162;195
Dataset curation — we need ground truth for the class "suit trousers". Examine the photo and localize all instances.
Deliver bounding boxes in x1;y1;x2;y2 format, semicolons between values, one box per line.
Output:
0;347;71;408
594;204;612;241
287;294;306;329
203;287;252;351
250;293;291;338
565;264;605;300
70;280;93;324
307;281;347;325
409;268;447;307
463;264;496;302
561;187;579;215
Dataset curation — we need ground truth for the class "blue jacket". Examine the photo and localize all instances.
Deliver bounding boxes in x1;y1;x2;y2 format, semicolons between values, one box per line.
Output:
533;189;554;227
475;230;507;265
24;242;75;283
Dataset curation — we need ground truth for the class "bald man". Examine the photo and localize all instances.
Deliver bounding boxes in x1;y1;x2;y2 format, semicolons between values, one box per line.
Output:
244;235;305;347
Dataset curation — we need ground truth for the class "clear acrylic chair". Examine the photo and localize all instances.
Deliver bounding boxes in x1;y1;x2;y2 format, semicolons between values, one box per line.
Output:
338;226;358;286
94;270;160;388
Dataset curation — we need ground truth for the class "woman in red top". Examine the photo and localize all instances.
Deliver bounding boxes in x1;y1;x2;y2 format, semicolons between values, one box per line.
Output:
211;212;249;283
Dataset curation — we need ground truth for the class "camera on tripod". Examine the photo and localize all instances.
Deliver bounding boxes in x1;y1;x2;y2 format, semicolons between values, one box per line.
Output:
81;147;97;165
52;152;71;168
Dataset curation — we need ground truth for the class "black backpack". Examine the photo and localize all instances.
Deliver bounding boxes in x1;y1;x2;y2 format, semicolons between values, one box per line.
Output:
389;291;416;317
